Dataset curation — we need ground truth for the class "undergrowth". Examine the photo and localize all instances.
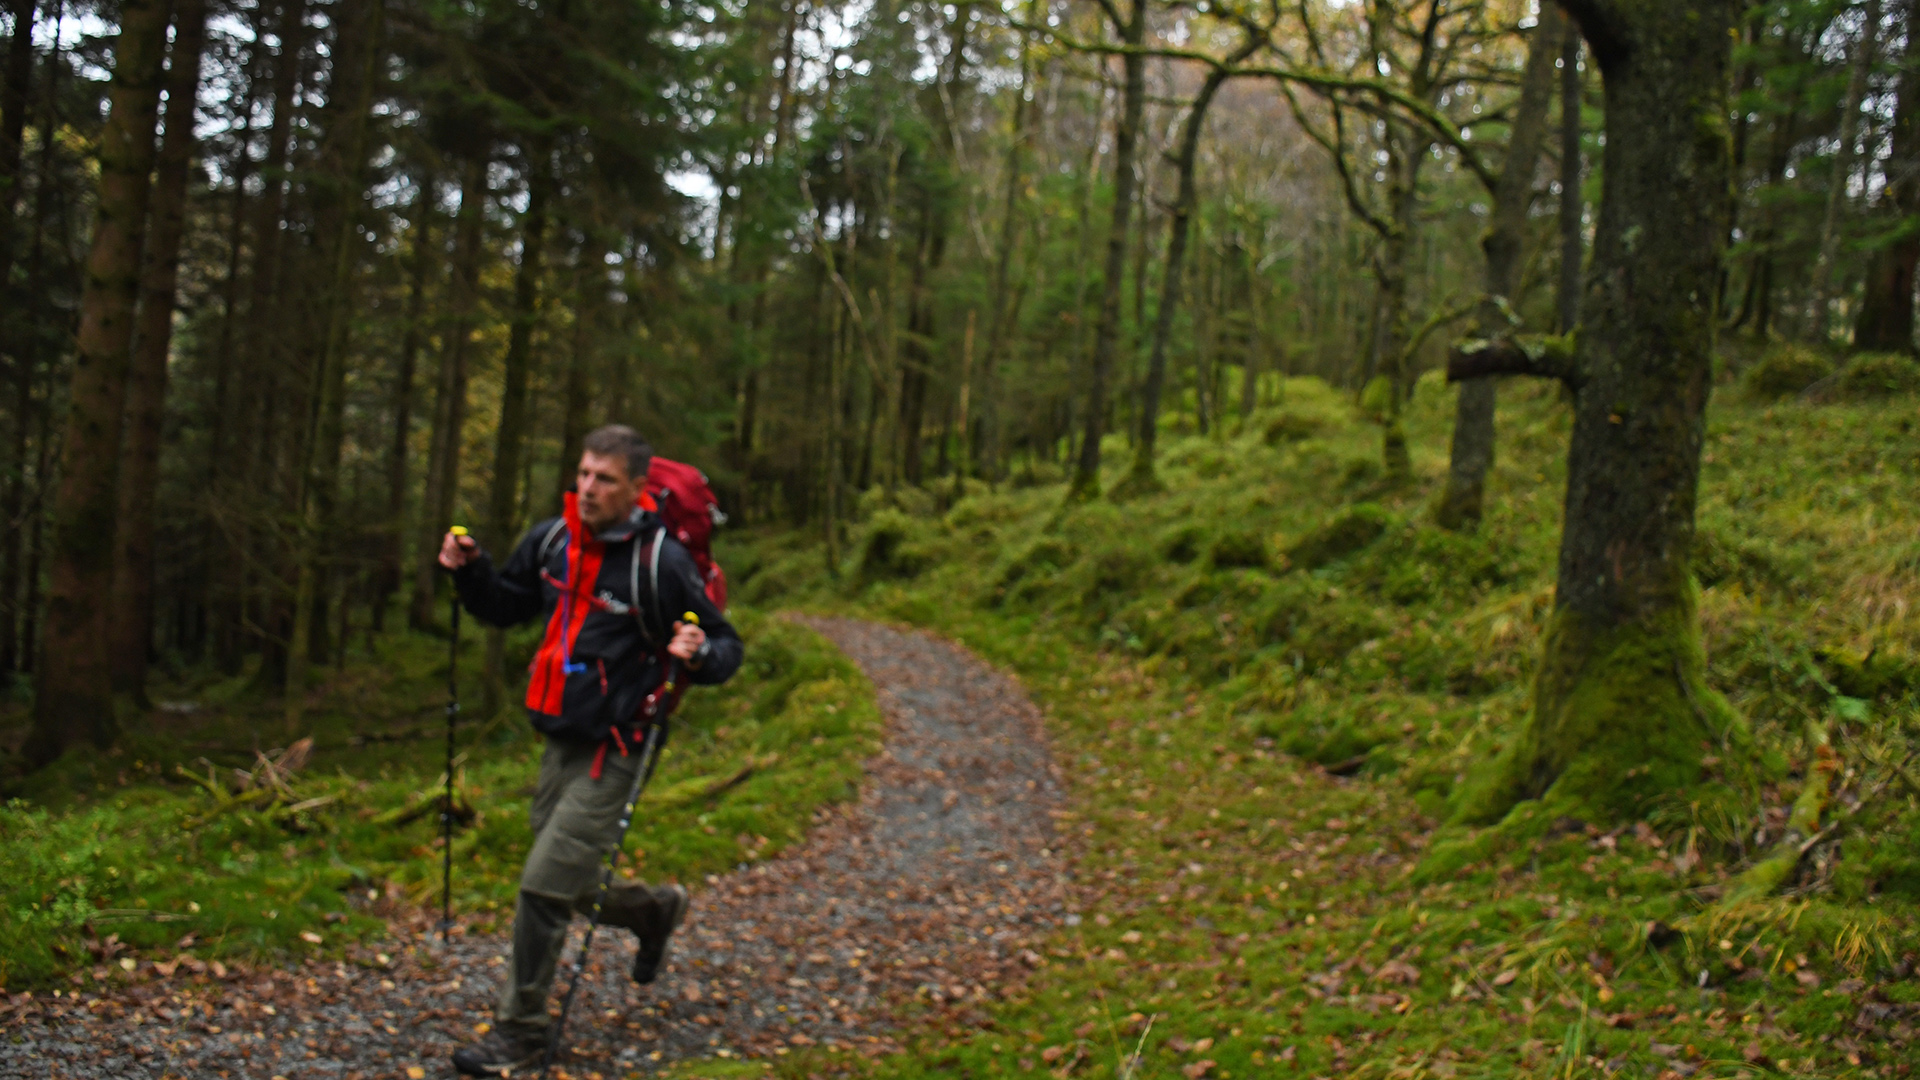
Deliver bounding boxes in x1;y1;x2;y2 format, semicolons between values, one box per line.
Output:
706;373;1920;1080
0;610;882;990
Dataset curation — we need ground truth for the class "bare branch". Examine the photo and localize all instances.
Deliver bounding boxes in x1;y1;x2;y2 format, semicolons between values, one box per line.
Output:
1446;332;1581;385
1011;20;1499;192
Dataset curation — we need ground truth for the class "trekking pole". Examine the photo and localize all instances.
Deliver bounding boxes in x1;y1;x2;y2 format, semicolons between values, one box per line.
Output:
441;526;468;945
542;613;699;1078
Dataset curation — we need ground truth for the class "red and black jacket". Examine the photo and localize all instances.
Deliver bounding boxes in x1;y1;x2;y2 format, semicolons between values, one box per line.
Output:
450;493;742;745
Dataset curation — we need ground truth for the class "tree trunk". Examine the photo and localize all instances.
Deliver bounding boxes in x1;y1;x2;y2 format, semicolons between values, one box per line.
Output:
1436;5;1562;531
110;0;210;703
375;171;435;631
410;154;486;630
0;0;36;290
1368;129;1426;481
26;0;172;766
1557;27;1583;335
1854;0;1920;353
482;160;550;718
235;0;307;689
1070;3;1146;499
1808;0;1881;339
1461;0;1746;825
1129;48;1250;490
286;0;381;729
554;226;602;510
0;0;34;682
978;40;1033;484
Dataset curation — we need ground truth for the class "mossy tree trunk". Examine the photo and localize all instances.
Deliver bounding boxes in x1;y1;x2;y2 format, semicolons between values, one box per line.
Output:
1457;0;1747;822
1367;129;1425;482
1436;5;1562;531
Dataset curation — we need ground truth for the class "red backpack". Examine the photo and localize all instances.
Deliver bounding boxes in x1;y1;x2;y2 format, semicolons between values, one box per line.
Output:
641;457;728;610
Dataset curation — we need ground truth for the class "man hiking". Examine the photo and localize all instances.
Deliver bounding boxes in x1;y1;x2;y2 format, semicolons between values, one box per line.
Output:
438;424;743;1076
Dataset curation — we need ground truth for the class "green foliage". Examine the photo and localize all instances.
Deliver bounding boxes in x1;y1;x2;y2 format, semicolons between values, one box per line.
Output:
1741;343;1834;399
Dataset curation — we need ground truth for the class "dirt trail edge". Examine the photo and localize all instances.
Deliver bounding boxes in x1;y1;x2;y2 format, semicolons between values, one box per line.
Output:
0;617;1070;1079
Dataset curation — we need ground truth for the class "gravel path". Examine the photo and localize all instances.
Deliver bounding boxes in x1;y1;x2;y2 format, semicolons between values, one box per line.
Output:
0;618;1069;1079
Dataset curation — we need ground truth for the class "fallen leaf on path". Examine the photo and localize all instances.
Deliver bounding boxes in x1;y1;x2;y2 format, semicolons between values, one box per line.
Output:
1182;1059;1216;1078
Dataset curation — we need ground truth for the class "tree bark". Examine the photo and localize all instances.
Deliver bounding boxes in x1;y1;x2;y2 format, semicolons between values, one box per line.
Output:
410;153;486;630
1070;2;1146;499
1436;5;1562;531
286;0;382;728
1854;0;1920;353
0;0;36;291
482;159;550;718
1462;0;1746;824
233;0;306;690
554;226;604;509
1128;36;1258;489
111;0;209;703
1367;127;1427;480
1557;24;1583;335
26;0;173;766
976;37;1034;484
1809;0;1881;339
375;171;435;631
0;0;34;683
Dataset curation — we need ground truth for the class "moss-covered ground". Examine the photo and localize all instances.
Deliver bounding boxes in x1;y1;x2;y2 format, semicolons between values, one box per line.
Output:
705;369;1920;1080
0;609;883;990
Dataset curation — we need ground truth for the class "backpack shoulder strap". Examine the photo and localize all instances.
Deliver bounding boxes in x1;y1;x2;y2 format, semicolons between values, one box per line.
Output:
628;527;670;648
650;526;668;634
536;518;569;565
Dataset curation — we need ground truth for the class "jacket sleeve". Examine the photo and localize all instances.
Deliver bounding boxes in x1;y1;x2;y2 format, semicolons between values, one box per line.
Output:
450;519;556;629
657;542;743;686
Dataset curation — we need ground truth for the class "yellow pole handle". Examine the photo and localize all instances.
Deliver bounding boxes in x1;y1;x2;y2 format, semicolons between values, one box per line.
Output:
449;526;469;537
682;611;700;626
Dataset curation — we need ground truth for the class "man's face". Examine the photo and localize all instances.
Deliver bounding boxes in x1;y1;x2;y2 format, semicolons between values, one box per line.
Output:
576;450;639;532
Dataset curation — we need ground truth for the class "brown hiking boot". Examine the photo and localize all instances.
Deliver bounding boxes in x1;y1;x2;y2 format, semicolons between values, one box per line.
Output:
451;1027;546;1076
630;883;688;984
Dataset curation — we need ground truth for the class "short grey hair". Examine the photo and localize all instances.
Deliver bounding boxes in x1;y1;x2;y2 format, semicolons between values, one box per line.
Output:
580;425;653;481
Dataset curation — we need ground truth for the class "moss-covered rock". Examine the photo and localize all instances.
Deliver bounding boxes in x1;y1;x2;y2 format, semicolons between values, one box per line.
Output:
856;510;935;579
1161;523;1205;563
1742;344;1834;399
1818;645;1919;700
1840;351;1920;397
1262;410;1326;445
1208;527;1271;569
1285;503;1393;571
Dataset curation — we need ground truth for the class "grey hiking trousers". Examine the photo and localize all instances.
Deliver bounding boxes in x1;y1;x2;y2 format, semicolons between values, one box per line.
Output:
496;735;681;1036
